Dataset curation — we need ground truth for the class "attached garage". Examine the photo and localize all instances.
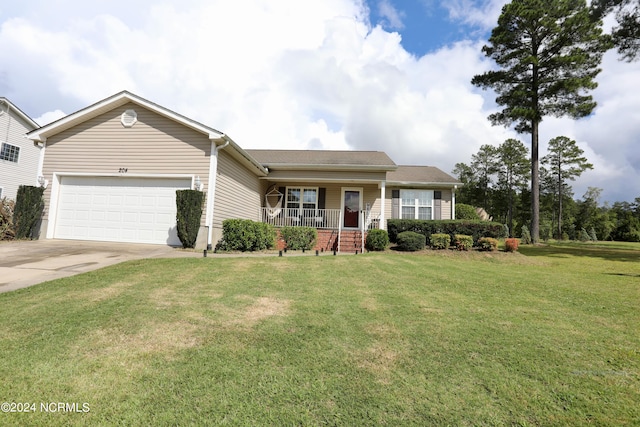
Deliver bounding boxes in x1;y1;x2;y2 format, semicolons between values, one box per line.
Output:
53;176;191;245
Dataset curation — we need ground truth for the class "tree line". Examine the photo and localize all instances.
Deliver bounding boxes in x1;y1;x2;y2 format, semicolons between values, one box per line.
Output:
453;138;640;242
469;0;639;242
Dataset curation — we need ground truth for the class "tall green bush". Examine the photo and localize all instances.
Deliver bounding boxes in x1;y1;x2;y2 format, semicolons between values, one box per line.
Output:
365;229;389;251
455;204;481;220
280;227;317;250
14;185;44;239
217;219;276;251
176;189;204;248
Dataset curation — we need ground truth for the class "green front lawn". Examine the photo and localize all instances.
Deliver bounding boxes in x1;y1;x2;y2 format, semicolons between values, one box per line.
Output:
1;244;638;425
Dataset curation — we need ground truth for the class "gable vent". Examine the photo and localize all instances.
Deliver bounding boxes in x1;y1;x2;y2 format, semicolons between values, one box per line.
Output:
121;109;137;127
0;101;7;116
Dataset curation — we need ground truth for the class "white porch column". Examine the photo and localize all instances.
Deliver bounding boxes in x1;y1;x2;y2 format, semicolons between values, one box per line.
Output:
452;185;457;220
205;135;229;250
379;181;386;230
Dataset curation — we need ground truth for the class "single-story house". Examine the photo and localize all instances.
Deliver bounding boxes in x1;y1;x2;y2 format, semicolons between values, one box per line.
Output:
27;91;460;251
0;98;40;200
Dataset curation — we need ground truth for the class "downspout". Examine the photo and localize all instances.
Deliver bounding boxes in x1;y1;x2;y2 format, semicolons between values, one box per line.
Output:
34;137;47;186
205;134;230;250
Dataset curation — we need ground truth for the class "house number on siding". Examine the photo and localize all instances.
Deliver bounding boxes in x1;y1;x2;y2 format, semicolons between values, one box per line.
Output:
118;168;128;173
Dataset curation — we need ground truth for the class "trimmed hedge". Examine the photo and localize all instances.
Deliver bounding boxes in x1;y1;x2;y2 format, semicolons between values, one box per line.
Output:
430;233;450;250
14;185;45;239
396;231;426;251
217;219;276;251
454;234;473;251
280;226;317;250
176;189;205;248
387;219;506;246
365;229;389;251
478;237;498;251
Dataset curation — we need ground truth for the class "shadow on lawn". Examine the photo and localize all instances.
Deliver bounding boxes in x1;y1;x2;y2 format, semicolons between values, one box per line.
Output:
519;243;640;263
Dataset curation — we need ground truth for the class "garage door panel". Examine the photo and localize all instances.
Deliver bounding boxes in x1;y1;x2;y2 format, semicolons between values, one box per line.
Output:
54;176;190;245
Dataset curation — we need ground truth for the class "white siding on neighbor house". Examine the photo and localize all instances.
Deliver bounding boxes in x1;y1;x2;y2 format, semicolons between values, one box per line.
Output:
41;102;211;226
0;108;39;200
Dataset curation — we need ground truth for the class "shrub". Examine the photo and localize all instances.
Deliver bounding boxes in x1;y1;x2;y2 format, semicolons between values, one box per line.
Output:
454;234;473;251
478;237;498;251
589;227;598;242
280;226;317;250
0;197;16;240
396;231;425;251
455;204;480;220
14;185;45;239
176;189;205;248
430;233;451;250
365;229;389;251
504;238;519;252
387;219;505;246
520;225;532;244
540;221;552;242
217;219;276;251
579;228;591;242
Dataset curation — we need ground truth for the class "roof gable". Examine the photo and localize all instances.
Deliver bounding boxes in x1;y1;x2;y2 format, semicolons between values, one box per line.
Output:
27;91;223;142
0;98;39;130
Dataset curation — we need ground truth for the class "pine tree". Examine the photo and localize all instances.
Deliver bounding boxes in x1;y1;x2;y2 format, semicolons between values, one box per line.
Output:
472;0;608;243
542;136;593;239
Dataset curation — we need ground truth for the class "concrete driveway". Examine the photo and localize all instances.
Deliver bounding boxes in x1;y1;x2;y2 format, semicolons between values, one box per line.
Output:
0;239;200;293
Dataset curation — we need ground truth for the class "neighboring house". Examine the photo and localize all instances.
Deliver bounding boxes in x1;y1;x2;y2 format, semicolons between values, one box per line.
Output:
0;98;40;200
27;91;460;251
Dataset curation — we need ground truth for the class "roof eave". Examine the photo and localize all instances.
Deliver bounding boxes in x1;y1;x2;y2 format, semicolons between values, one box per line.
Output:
263;164;397;172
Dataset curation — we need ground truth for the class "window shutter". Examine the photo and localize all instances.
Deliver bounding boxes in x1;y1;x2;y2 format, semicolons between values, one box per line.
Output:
318;188;326;210
392;190;399;219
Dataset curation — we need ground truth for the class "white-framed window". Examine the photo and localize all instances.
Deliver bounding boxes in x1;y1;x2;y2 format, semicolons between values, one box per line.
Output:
286;187;318;213
0;142;20;163
401;190;433;220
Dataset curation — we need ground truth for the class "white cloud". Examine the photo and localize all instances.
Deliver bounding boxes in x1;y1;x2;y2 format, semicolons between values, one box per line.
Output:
377;0;405;29
0;0;638;203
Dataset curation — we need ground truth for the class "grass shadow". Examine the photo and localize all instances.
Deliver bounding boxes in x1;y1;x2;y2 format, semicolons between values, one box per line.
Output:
519;242;640;263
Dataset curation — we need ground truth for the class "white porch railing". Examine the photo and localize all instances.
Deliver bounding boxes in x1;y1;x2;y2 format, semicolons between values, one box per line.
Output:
261;208;341;229
260;207;381;231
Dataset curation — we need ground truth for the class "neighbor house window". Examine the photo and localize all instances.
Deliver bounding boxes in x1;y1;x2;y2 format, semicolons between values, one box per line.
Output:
0;143;20;163
400;190;433;220
286;187;318;214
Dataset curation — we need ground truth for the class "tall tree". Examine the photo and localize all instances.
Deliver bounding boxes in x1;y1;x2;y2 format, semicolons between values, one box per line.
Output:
591;0;640;61
470;144;499;212
541;136;594;238
471;0;608;243
496;139;530;236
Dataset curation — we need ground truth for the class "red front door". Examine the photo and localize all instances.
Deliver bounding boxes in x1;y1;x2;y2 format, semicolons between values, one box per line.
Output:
343;190;360;228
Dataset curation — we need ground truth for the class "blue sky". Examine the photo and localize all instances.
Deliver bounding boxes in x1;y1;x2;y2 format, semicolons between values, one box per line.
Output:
1;0;639;203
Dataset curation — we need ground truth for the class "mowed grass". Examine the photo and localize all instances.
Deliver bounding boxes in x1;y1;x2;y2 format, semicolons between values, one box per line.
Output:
1;243;638;426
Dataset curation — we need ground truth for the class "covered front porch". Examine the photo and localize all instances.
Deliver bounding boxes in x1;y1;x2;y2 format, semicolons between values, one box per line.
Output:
259;183;385;253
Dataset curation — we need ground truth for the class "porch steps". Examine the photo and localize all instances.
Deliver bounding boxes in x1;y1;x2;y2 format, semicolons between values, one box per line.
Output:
337;230;364;254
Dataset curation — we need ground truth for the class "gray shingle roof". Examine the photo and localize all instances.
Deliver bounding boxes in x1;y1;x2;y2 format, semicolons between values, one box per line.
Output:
387;166;460;185
245;149;397;169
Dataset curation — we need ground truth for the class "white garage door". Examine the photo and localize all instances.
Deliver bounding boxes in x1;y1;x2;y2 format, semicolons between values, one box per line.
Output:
54;176;192;245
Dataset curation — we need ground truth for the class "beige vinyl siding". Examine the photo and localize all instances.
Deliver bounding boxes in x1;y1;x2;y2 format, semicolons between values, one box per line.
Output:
212;149;263;228
0;110;39;200
384;188;454;222
42;102;211;223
